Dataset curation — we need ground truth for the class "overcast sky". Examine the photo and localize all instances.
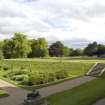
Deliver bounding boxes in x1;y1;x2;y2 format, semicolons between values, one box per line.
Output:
0;0;105;48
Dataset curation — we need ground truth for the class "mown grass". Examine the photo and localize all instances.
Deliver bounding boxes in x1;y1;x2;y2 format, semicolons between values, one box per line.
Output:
47;73;105;105
0;90;9;98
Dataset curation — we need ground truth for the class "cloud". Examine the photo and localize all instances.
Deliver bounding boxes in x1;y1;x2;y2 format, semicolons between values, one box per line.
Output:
0;0;51;34
0;0;105;48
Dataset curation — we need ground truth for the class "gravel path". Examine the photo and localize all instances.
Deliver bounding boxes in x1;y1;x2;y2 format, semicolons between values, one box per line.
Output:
0;76;95;105
38;76;95;97
0;79;27;105
93;98;105;105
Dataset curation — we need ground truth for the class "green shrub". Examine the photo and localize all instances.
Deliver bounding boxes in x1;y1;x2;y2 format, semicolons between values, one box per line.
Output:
3;65;11;71
28;71;69;86
11;74;28;81
20;66;26;70
3;70;27;79
48;72;56;82
0;65;2;70
0;60;93;86
55;70;69;79
12;70;27;75
20;76;32;86
29;72;45;85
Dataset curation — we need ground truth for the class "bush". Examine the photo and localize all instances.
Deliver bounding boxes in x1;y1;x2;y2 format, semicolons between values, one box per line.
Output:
3;65;11;71
55;70;69;79
13;70;27;75
11;74;28;81
48;72;56;82
3;70;27;78
20;77;32;86
29;72;46;85
28;70;69;86
20;66;26;70
0;65;2;70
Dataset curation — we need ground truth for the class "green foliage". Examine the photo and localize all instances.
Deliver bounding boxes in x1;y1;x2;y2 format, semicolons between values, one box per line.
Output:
84;42;98;56
55;70;69;79
2;32;105;58
3;65;11;71
63;47;70;57
48;78;105;105
96;44;105;57
3;39;14;58
3;69;27;78
28;70;69;85
49;41;65;57
0;42;4;60
0;90;9;98
11;74;28;81
29;38;48;57
0;60;93;86
3;33;31;58
70;49;83;56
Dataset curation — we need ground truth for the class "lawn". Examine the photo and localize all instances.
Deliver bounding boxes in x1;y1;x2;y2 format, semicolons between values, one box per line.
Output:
0;90;9;98
47;73;105;105
0;59;94;88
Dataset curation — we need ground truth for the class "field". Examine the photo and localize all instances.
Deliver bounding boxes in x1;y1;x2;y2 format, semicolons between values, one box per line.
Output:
0;59;94;88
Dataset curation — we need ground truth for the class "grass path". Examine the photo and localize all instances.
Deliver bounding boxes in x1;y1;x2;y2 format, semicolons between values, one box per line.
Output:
0;76;95;105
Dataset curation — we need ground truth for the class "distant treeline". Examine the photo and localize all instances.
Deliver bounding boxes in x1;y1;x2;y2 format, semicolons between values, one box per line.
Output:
0;33;105;59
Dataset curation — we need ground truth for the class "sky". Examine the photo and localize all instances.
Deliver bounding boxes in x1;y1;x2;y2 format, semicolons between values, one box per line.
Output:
0;0;105;48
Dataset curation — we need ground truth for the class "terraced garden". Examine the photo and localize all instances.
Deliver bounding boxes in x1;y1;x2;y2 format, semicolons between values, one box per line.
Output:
0;59;94;88
1;58;105;105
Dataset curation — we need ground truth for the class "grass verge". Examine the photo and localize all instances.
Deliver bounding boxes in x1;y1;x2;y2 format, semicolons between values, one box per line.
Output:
0;90;9;98
47;77;105;105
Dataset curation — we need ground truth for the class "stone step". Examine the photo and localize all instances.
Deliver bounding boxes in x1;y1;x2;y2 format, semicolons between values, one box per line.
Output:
87;63;105;76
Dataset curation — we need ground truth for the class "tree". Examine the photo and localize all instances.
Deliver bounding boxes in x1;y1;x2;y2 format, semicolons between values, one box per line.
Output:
28;38;48;57
63;46;70;57
12;33;31;58
70;49;83;56
96;44;105;57
84;42;98;56
3;39;14;58
0;41;4;59
49;41;65;57
3;33;31;58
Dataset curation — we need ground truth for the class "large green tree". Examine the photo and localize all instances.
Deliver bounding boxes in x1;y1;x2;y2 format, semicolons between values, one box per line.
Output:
3;33;31;58
49;41;65;57
84;42;98;56
0;41;4;59
96;44;105;57
3;39;15;58
63;46;70;57
29;38;48;57
70;49;83;56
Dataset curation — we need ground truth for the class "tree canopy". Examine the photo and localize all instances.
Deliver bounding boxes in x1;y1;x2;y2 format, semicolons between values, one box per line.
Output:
49;41;65;57
3;33;31;58
1;32;105;59
29;38;48;57
84;42;98;56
